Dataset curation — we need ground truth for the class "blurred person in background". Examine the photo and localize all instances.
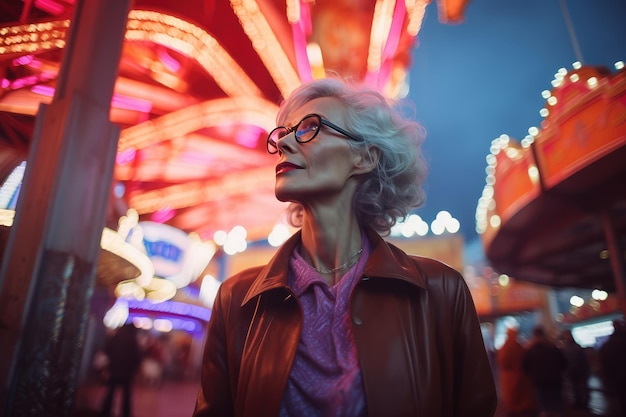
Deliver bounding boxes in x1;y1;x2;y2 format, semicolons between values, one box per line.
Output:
598;319;626;417
497;327;536;417
523;326;567;417
559;329;590;411
141;334;166;387
193;77;497;417
100;323;142;417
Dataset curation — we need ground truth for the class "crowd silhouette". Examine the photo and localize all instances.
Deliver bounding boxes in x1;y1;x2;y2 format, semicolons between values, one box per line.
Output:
494;320;626;417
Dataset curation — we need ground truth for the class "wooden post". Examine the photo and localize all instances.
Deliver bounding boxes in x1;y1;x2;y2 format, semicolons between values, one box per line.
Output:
0;0;132;415
601;210;626;316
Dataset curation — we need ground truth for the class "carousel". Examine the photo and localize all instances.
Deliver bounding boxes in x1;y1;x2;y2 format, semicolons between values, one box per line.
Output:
476;62;626;314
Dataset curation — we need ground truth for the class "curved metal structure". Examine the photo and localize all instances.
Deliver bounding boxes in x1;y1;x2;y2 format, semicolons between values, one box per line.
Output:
477;63;626;300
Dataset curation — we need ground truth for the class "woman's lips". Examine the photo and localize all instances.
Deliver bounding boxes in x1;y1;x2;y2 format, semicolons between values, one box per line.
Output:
276;162;302;175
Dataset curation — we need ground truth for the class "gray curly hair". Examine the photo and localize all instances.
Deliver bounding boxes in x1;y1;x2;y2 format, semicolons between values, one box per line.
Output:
277;77;428;235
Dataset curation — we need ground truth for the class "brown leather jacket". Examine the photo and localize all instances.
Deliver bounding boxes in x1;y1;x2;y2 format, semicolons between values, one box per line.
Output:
194;228;497;417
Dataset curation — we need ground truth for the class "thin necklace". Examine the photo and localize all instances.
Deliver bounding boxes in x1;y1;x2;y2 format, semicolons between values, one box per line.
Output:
313;247;364;274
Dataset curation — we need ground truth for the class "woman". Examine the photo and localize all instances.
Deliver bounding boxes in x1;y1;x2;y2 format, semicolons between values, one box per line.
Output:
193;78;497;417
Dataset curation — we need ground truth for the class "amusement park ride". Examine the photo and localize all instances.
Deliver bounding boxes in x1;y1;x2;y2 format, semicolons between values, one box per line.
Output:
476;62;626;296
0;0;467;243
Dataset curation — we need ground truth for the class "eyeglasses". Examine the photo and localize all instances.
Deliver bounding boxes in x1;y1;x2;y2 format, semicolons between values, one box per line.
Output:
266;113;362;154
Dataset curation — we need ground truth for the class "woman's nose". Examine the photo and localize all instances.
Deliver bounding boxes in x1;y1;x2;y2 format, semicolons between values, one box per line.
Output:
276;129;296;154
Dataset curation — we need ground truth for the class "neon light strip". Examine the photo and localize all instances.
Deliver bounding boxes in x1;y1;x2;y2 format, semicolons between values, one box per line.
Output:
34;0;66;15
230;0;301;98
376;1;405;92
111;94;153;113
126;10;261;97
126;298;211;321
368;0;395;73
118;96;278;151
0;161;26;210
286;0;301;23
296;1;321;80
0;20;70;56
128;165;274;213
32;84;153;113
382;0;406;62
0;209;15;227
0;11;260;98
292;20;313;82
405;0;428;36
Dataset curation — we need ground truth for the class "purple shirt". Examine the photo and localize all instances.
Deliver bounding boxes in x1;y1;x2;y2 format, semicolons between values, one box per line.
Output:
279;236;370;417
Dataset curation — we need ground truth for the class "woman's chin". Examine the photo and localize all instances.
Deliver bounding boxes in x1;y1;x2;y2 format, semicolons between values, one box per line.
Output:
275;187;301;203
275;193;300;203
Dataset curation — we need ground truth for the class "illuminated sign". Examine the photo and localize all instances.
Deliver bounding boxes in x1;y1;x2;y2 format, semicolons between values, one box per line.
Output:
127;298;211;322
134;221;215;288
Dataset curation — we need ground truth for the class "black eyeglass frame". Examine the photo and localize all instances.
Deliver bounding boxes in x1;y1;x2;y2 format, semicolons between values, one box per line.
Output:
266;113;362;154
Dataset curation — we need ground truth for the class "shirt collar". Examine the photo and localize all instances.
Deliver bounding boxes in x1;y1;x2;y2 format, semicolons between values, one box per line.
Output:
242;227;426;306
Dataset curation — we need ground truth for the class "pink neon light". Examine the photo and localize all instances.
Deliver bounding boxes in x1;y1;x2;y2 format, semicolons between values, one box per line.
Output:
12;75;38;90
291;1;315;83
292;23;313;83
34;0;66;15
116;148;137;165
158;49;181;73
235;125;265;149
151;208;176;224
31;84;55;96
12;55;34;66
31;85;152;113
378;60;393;91
365;0;408;91
1;79;10;89
300;1;313;36
382;0;406;61
112;94;153;113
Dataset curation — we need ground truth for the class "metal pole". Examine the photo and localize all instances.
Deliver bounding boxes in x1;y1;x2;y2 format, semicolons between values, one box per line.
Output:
0;0;132;415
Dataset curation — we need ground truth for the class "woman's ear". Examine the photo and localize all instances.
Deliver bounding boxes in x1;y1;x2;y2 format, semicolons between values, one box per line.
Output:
352;146;380;175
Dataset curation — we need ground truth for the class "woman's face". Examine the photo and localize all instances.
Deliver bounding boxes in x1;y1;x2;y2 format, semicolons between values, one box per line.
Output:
273;96;360;205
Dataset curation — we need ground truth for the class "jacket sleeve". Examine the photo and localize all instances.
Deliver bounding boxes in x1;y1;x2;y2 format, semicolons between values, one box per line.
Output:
193;283;235;417
450;274;498;417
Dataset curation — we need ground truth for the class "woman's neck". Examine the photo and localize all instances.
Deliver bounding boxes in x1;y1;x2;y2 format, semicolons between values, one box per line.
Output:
299;209;363;285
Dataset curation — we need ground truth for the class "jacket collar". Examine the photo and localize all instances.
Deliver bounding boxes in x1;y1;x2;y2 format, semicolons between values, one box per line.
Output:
242;227;426;306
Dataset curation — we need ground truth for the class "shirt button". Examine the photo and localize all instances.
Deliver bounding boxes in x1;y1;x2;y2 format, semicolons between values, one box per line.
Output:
353;316;363;326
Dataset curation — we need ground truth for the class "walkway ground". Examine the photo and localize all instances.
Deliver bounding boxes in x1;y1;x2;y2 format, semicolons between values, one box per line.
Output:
494;375;613;417
74;375;615;417
73;378;199;417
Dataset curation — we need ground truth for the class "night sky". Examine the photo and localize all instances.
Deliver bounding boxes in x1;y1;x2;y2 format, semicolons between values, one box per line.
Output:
407;0;626;244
